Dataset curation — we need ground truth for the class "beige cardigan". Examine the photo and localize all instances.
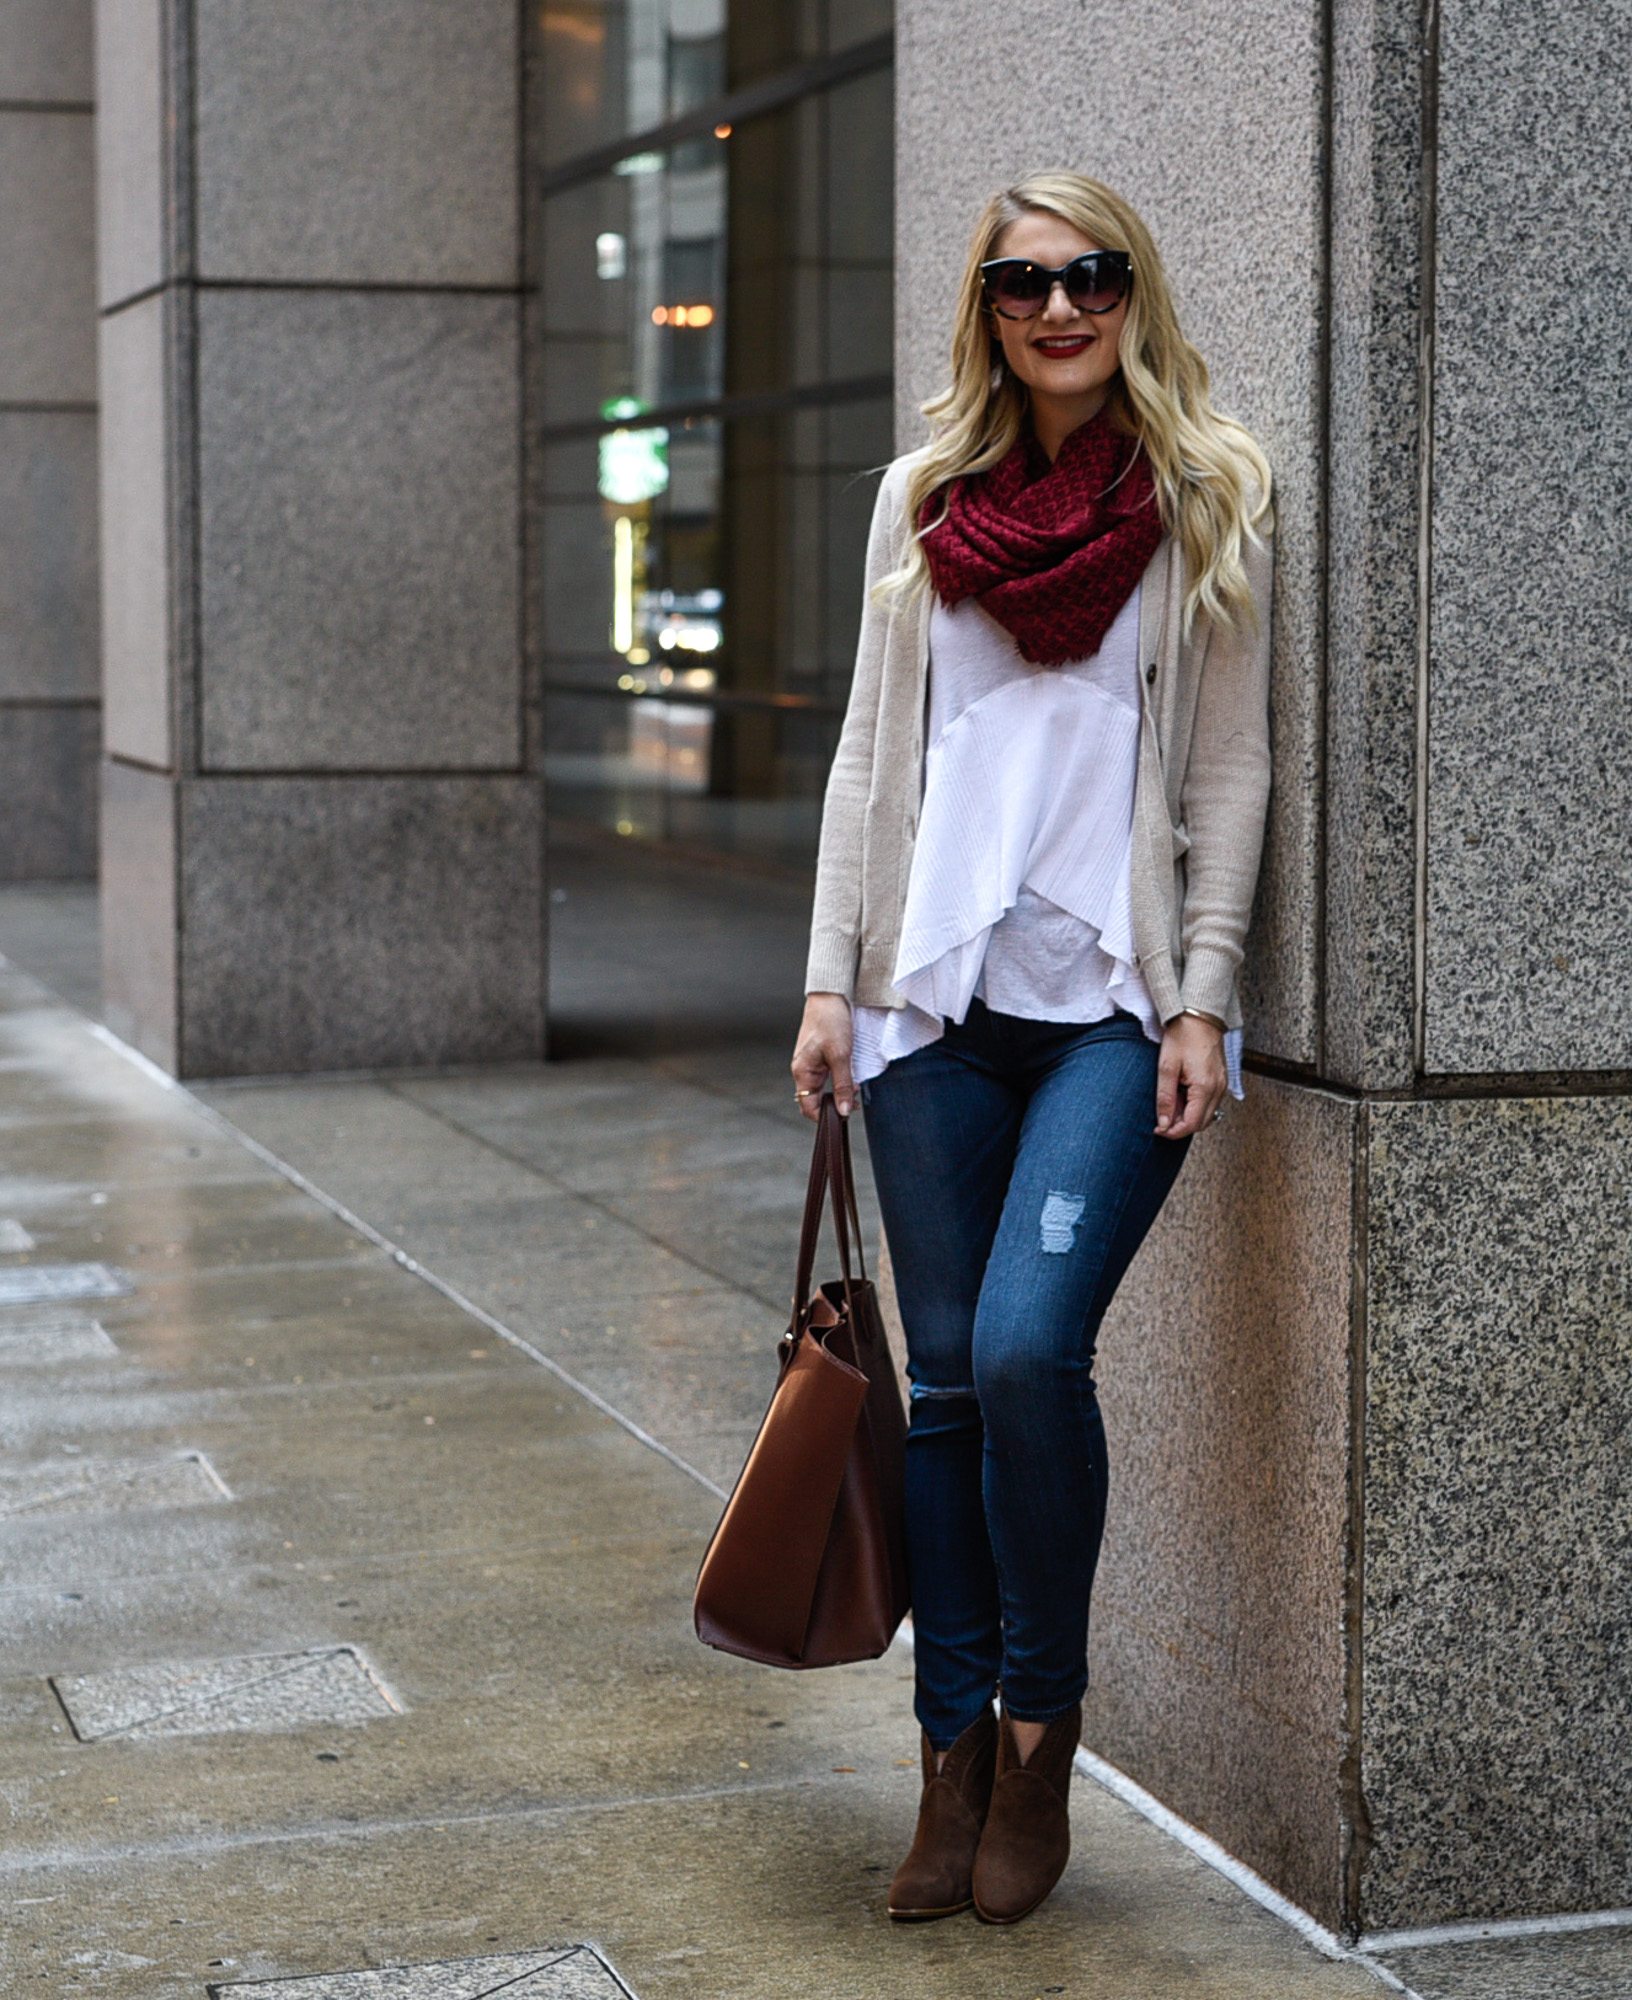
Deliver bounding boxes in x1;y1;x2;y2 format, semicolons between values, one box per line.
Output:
805;449;1273;1031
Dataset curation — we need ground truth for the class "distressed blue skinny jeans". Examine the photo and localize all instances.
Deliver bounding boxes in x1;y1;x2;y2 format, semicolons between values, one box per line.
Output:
862;1000;1189;1749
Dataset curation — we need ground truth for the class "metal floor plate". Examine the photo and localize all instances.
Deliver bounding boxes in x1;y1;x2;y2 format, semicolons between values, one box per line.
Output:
0;1450;231;1518
0;1316;118;1364
53;1645;403;1742
209;1947;636;1999
0;1262;133;1305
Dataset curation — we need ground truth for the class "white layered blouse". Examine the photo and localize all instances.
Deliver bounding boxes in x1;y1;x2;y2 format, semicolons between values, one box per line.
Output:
851;586;1246;1094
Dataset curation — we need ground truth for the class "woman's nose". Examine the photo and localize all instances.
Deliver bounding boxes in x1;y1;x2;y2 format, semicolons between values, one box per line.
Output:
1042;280;1078;322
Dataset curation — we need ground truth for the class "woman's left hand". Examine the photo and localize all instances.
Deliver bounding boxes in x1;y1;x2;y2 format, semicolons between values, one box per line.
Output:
1155;1014;1228;1139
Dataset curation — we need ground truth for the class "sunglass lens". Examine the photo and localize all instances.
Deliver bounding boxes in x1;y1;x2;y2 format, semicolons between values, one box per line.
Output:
988;264;1051;317
1066;256;1128;312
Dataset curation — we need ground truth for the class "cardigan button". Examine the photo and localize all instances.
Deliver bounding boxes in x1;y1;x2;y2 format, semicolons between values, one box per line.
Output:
1145;662;1157;684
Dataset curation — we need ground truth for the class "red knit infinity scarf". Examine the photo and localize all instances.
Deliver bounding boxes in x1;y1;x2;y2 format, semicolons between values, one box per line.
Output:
920;411;1163;666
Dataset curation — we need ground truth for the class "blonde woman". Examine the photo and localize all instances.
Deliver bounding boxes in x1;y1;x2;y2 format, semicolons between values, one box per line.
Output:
791;173;1273;1925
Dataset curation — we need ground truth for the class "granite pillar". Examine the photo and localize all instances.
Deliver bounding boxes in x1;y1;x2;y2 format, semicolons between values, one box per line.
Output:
900;0;1632;1936
0;2;100;880
93;0;543;1074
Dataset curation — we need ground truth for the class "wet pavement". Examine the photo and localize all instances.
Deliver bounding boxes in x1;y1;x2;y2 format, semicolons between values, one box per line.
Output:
0;873;1625;1998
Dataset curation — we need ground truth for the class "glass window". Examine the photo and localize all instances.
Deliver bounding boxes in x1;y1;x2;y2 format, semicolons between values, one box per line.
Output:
537;16;893;870
540;0;890;165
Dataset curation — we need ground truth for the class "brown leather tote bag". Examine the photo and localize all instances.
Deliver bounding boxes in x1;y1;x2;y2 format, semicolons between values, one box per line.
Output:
693;1095;909;1668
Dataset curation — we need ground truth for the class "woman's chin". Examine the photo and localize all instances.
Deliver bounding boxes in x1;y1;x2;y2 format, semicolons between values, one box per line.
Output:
1020;368;1115;405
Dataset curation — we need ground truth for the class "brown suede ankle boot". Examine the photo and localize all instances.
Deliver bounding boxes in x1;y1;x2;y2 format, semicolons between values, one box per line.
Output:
971;1702;1080;1924
887;1707;998;1921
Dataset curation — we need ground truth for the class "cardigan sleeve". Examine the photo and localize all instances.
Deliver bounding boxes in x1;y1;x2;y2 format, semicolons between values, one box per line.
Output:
804;460;912;997
1176;521;1275;1024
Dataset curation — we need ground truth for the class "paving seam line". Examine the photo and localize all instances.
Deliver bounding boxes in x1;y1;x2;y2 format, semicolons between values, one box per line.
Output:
455;1946;598;2000
581;1940;644;1999
84;1023;730;1504
57;1644;403;1743
379;1074;789;1319
0;1774;826;1878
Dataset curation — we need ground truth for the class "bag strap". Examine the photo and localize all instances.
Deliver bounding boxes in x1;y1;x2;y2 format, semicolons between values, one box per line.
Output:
828;1102;870;1286
791;1096;870;1324
792;1101;832;1318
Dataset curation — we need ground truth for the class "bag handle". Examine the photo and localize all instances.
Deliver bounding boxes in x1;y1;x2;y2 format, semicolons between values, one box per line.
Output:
828;1101;870;1285
791;1100;832;1317
791;1095;869;1325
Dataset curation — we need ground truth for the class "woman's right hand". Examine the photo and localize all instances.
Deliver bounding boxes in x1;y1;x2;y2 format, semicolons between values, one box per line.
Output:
791;992;856;1121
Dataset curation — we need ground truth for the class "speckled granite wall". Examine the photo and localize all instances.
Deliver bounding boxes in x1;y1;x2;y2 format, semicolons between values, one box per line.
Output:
1423;2;1632;1077
896;0;1327;1070
1090;1078;1359;1931
94;0;543;1075
1323;0;1422;1091
1361;1094;1632;1927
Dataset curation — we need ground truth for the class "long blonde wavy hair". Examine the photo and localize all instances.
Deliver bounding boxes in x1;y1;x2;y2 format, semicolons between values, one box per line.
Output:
883;172;1272;633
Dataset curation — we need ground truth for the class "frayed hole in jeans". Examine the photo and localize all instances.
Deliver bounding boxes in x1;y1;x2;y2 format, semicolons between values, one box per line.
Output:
1039;1190;1087;1254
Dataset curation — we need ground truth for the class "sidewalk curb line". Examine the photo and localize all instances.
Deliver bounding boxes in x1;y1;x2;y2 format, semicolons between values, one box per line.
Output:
85;1022;730;1505
1069;1744;1421;1994
1359;1908;1632;1953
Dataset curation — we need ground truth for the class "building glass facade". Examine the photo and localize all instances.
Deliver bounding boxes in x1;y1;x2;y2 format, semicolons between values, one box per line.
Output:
538;1;894;867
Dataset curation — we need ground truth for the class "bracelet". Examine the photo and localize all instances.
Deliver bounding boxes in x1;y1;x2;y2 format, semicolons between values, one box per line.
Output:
1180;1006;1227;1031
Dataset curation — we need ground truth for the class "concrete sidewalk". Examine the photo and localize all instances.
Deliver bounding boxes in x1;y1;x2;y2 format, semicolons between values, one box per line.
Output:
0;882;1616;1999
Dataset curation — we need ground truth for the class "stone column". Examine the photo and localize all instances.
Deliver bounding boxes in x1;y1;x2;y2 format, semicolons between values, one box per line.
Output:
899;0;1632;1935
0;3;99;879
95;0;543;1075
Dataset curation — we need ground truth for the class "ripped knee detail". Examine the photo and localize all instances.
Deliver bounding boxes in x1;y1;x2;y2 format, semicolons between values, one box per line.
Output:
909;1381;978;1402
1039;1190;1087;1255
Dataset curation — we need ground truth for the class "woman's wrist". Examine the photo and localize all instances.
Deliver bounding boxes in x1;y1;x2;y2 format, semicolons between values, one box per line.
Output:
1178;1006;1226;1031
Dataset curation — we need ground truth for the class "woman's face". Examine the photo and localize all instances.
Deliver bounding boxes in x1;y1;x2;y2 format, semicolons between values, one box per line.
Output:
988;211;1128;418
